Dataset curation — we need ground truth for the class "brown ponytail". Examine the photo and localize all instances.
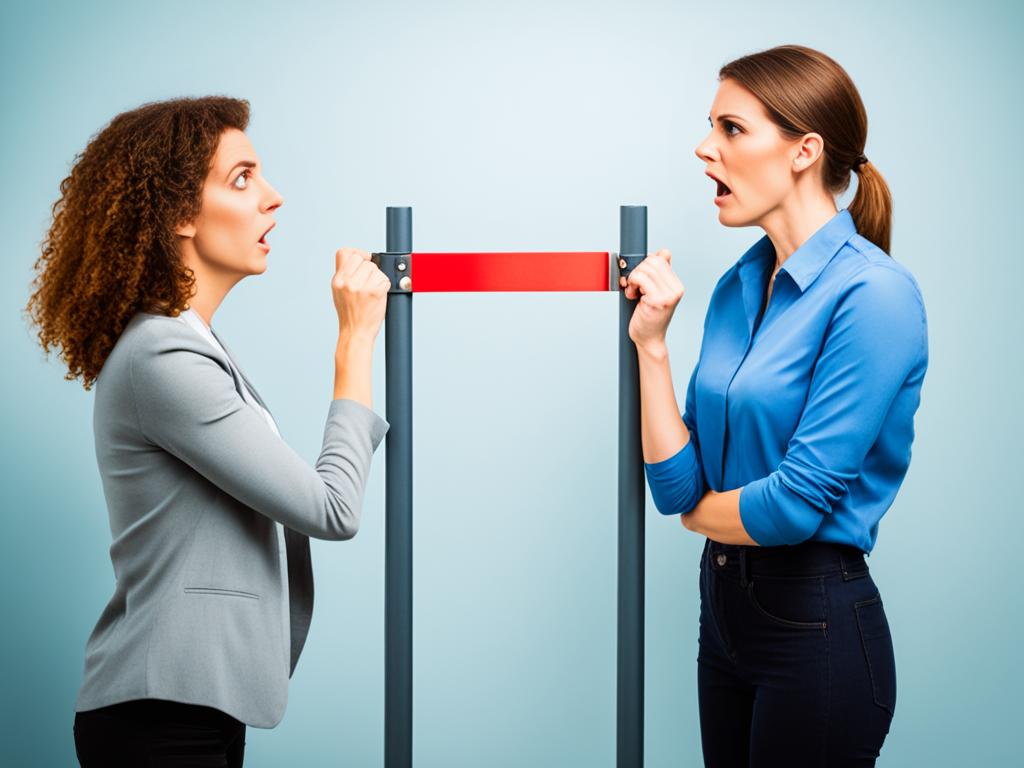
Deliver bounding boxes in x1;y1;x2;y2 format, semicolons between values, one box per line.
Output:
846;160;893;253
719;45;894;253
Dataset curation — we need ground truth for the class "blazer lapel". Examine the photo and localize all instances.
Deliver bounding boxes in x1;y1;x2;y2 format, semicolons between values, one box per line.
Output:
209;328;314;676
209;328;273;415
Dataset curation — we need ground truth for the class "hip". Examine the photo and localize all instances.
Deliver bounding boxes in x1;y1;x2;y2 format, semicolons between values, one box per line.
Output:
697;537;897;716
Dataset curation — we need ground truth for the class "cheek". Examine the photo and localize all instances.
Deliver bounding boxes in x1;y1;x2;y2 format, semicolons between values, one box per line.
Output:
732;147;790;203
194;193;255;258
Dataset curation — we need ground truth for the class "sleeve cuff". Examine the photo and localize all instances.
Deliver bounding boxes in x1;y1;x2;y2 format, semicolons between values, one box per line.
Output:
739;478;776;546
645;441;700;516
740;475;823;547
645;440;698;476
329;398;390;450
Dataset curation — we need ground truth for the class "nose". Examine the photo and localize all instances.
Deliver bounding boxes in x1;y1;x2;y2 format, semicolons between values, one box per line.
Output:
261;178;283;213
694;131;717;163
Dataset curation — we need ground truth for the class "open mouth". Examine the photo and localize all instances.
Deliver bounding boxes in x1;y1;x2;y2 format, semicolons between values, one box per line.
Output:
706;171;731;200
258;223;275;247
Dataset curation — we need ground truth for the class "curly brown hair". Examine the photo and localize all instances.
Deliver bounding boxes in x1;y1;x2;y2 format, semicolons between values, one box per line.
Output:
25;95;250;389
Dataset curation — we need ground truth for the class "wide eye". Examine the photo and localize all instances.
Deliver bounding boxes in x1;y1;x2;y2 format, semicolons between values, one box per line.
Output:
232;169;251;190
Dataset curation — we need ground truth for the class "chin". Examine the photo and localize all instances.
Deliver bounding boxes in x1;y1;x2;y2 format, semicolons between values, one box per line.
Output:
246;256;269;275
718;205;759;229
718;209;744;228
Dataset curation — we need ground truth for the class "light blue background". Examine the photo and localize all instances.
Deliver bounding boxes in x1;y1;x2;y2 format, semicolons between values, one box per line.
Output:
2;0;1020;765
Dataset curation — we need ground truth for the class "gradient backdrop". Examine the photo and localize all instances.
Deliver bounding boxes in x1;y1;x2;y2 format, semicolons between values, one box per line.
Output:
2;0;1020;765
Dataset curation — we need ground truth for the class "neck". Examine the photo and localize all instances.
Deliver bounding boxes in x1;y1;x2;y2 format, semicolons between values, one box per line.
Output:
758;186;838;271
179;247;245;327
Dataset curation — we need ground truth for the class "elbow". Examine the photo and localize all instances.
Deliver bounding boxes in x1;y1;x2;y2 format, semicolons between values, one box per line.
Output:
337;518;360;541
650;475;702;517
653;497;695;517
646;443;705;517
320;496;363;541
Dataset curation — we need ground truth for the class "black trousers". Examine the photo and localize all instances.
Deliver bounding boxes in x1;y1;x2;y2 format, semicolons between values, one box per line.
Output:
74;699;246;767
697;538;895;767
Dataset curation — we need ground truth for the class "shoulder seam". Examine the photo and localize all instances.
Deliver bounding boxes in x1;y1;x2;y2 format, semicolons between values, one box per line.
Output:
833;260;927;347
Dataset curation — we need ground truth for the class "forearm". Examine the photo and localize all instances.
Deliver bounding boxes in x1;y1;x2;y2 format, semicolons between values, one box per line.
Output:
333;332;375;407
637;343;690;463
682;488;758;546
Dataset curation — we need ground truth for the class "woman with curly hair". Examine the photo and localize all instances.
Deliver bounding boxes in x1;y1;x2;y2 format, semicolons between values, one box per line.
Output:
26;96;390;766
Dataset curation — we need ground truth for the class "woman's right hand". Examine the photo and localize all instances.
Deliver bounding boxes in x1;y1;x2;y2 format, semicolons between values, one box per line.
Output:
625;248;686;353
332;248;390;341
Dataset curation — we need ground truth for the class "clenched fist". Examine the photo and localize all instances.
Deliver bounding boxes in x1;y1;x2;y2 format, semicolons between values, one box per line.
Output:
624;248;686;351
332;247;390;341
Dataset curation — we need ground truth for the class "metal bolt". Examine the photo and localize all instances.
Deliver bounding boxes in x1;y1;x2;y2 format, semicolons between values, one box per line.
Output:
618;258;627;269
397;262;407;272
399;276;412;292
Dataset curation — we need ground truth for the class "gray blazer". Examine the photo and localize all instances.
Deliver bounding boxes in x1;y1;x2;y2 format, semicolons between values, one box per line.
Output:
75;312;388;728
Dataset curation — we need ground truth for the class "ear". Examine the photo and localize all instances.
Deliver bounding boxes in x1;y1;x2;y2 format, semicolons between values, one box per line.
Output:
175;219;197;238
792;132;825;174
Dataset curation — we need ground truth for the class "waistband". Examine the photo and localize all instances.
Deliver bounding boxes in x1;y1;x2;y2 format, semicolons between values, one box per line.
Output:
705;539;868;582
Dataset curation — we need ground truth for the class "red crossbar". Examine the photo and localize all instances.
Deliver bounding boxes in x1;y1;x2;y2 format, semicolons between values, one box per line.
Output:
409;252;610;292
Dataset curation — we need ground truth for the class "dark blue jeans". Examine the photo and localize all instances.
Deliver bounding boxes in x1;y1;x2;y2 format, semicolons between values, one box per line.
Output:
697;538;895;767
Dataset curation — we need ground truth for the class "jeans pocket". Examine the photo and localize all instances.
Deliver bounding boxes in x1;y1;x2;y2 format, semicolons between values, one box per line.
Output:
746;576;827;630
854;593;896;715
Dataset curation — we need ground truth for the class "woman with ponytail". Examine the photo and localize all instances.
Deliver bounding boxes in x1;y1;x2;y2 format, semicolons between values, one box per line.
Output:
626;46;926;765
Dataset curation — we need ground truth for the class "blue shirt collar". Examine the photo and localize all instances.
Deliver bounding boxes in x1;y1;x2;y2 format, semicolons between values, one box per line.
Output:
737;208;857;293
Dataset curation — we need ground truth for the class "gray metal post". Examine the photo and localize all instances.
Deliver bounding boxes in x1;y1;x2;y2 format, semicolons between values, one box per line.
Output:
617;205;646;768
384;206;413;768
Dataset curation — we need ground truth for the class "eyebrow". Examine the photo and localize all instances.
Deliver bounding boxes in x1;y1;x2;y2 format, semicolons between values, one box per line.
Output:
709;113;747;125
224;160;257;181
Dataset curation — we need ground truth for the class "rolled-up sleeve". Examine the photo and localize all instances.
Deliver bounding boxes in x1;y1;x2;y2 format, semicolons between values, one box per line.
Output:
739;266;927;546
646;364;707;516
130;325;389;541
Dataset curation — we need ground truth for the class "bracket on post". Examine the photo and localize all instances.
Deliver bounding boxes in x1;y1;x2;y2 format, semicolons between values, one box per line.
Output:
611;252;646;290
371;252;413;293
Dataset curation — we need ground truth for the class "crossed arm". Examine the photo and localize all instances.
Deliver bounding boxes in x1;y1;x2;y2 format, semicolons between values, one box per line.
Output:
680;488;756;545
637;343;756;545
641;267;926;548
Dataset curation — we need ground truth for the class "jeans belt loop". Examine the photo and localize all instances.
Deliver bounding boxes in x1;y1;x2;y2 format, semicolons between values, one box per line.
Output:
839;547;866;581
739;547;749;588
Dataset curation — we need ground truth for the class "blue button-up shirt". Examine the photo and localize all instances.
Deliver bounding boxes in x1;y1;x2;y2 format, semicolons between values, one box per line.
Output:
645;209;928;553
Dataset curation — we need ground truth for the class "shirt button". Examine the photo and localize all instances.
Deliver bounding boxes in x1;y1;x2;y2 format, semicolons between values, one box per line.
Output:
715;554;727;567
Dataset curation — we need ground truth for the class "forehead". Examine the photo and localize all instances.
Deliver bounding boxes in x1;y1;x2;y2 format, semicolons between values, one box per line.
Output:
711;78;769;121
210;128;257;169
